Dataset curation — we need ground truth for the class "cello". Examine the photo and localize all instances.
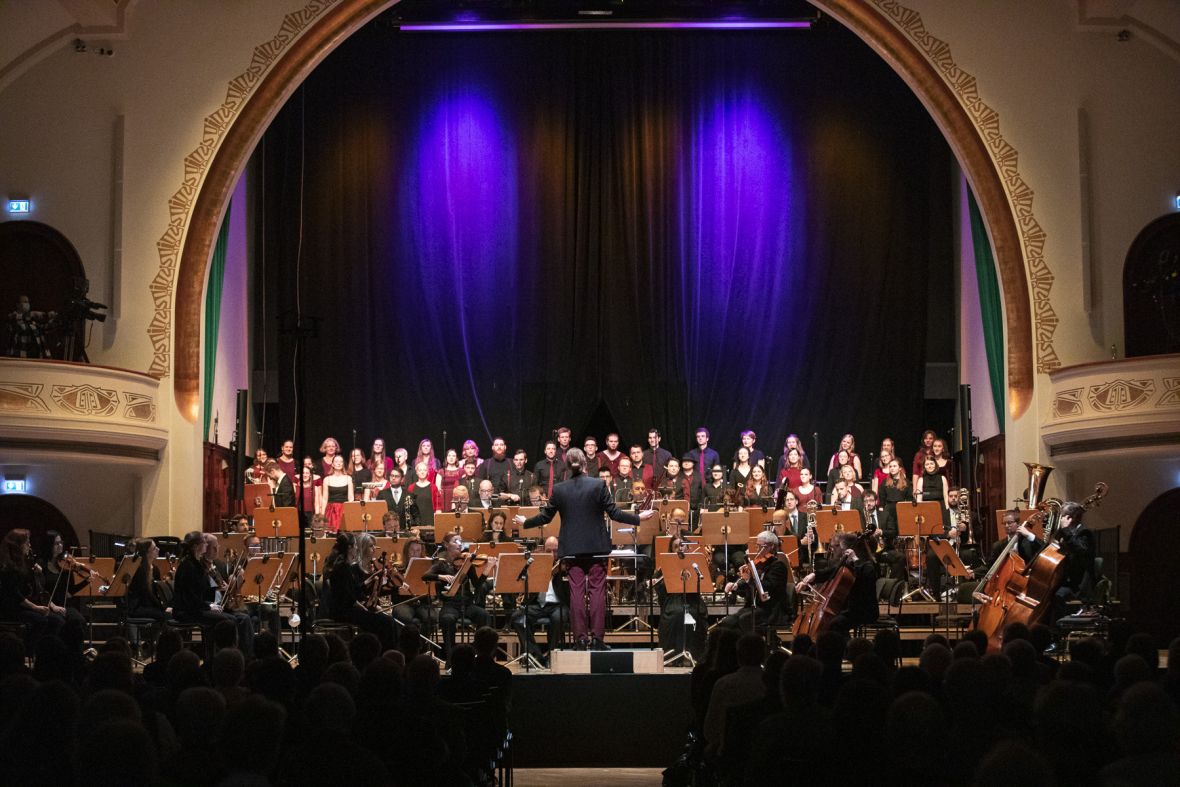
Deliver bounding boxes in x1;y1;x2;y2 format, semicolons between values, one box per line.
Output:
791;533;866;640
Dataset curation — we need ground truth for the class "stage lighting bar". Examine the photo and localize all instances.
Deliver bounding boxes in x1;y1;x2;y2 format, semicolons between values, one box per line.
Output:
391;1;819;32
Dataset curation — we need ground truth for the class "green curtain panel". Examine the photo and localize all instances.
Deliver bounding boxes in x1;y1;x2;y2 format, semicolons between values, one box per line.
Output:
202;203;231;441
967;190;1006;429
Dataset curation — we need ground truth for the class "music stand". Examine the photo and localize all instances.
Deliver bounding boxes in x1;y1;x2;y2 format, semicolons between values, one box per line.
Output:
700;510;749;620
341;500;388;533
244;482;273;510
72;555;117;647
398;557;434;599
442;511;485;543
813;508;864;545
253;506;299;554
658;552;705;667
239;554;285;606
993;508;1041;543
655;498;690;520
897;501;945;602
494;552;555;671
299;535;337;585
928;538;973;636
515;507;560;540
105;555;140;598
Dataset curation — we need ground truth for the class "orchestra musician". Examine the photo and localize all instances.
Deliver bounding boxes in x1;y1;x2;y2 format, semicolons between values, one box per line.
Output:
988;510;1041;567
324;532;396;651
1050;501;1096;621
0;528;67;649
424;531;494;658
39;530;95;635
475;480;498;511
173;531;254;656
510;536;568;666
795;531;879;639
652;535;708;658
526;485;546;506
721;531;791;638
450;485;471;513
126;538;169;623
392;538;435;635
515;448;653;651
483;510;513;545
614;457;637;494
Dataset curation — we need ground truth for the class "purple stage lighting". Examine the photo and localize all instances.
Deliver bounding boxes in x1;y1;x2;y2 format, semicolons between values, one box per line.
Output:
399;20;813;32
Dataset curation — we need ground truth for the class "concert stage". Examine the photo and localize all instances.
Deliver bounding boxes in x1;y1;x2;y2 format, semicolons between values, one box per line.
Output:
509;670;692;768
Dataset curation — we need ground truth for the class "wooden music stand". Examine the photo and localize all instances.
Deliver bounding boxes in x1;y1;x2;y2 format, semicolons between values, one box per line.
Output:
611;518;655;546
655;498;690;519
992;508;1042;543
302;535;337;580
372;535;400;555
478;542;525;561
699;510;750;546
244;482;273;509
238;554;285;604
104;555;141;598
440;511;485;543
779;534;801;569
897;501;945;601
341;500;388;532
655;549;708;583
516;506;561;539
400;557;434;598
253;506;300;538
928;539;972;579
814;508;865;545
218;532;250;560
72;557;117;597
153;557;173;581
493;552;555;596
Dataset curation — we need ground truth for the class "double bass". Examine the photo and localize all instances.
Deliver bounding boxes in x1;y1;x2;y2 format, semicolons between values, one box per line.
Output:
990;483;1107;641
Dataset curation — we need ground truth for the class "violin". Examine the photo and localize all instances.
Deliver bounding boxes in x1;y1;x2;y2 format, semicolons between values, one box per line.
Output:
58;554;110;586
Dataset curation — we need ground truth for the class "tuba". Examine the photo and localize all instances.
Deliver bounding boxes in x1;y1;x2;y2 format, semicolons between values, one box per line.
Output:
1022;462;1054;510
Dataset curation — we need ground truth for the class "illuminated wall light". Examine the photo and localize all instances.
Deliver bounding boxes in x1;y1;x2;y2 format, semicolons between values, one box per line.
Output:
1174;191;1180;211
6;199;31;215
2;476;27;494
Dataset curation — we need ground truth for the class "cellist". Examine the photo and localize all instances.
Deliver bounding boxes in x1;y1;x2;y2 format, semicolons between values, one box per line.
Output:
721;531;790;637
795;532;878;639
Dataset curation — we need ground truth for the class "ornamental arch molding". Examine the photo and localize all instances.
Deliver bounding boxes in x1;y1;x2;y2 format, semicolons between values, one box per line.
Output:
160;0;1045;421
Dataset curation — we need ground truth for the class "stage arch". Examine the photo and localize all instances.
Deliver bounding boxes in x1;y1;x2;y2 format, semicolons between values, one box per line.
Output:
169;0;1034;423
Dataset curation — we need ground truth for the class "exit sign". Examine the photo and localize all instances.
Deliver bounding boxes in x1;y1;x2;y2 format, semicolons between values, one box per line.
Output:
2;479;26;493
6;200;30;214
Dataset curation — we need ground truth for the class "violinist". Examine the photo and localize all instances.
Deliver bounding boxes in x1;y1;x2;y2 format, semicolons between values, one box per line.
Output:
652;535;708;659
325;532;396;651
126;538;169;623
173;531;254;656
721;531;790;637
424;532;494;658
510;536;568;666
795;532;878;639
40;530;96;625
0;528;67;649
392;537;435;634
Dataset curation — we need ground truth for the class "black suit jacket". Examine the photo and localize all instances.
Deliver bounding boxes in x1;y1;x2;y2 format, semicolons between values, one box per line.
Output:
272;475;297;508
1056;525;1095;592
524;473;639;556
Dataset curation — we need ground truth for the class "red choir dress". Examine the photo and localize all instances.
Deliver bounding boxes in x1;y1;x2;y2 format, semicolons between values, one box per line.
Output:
323;479;350;532
440;466;462;512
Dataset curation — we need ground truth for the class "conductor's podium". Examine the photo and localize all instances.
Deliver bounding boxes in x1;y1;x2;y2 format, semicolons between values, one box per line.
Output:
549;648;665;674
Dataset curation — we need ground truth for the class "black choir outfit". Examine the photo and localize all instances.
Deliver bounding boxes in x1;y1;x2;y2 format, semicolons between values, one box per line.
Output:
503;467;536;503
127;559;168;622
534;457;567;498
0;561;65;649
476;455;512;491
643;446;674;472
655;556;709;658
272;473;297;508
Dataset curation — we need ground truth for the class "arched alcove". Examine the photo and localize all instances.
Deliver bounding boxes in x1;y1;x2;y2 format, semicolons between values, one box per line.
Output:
1128;487;1180;644
0;220;88;360
1123;212;1180;357
0;493;80;554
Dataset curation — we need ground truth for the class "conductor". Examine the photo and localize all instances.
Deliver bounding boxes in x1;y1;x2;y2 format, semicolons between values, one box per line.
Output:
515;448;655;651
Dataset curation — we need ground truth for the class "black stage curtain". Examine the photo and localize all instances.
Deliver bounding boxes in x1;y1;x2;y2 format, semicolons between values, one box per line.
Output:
256;22;952;462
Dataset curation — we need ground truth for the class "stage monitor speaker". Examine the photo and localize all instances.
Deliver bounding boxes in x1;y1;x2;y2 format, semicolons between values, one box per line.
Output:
591;652;634;674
